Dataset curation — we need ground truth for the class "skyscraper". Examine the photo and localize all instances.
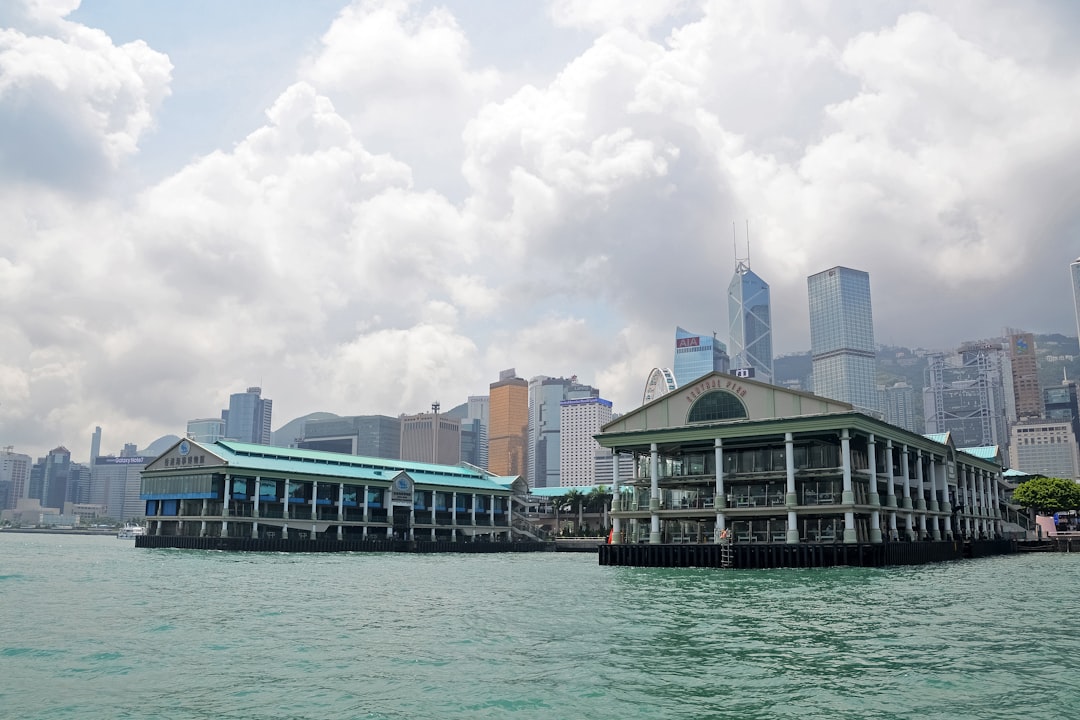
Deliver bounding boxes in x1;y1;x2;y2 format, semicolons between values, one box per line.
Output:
728;260;773;382
296;415;401;458
923;342;1010;451
223;387;273;445
0;448;31;511
877;382;917;432
808;266;876;411
672;327;730;387
528;375;599;488
1007;330;1042;419
488;369;528;479
559;397;613;487
400;407;461;465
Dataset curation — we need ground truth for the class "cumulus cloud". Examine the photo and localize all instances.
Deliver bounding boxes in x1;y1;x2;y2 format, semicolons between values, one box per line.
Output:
3;0;1080;460
0;1;171;190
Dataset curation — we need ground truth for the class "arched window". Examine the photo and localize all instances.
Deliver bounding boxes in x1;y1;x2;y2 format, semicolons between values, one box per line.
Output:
687;391;748;423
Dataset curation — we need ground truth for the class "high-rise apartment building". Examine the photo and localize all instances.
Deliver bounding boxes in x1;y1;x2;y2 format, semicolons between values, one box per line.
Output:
924;343;1010;451
223;386;273;445
592;448;636;488
808;266;877;411
672;327;730;387
877;382;917;432
559;397;613;487
0;448;32;511
295;415;401;458
1007;331;1042;420
488;369;529;479
400;406;461;465
187;418;226;443
528;376;599;488
728;259;773;383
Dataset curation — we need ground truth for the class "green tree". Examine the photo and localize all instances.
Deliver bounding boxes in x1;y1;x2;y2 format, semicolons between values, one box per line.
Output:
562;489;587;535
1012;477;1080;514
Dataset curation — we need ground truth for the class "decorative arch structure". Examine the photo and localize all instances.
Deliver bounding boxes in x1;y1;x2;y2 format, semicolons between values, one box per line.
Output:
687;390;748;423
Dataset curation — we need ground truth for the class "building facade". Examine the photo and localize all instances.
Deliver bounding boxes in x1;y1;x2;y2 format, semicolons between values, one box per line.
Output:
808;266;877;411
728;261;774;382
488;369;529;479
187;418;226;443
0;448;32;511
599;372;1011;547
140;439;524;542
223;387;273;445
528;376;599;488
924;343;1011;453
559;397;614;487
1071;257;1080;341
1007;331;1042;420
673;327;730;387
90;454;150;522
877;382;917;433
465;395;489;469
1009;419;1080;481
295;415;401;459
400;409;462;465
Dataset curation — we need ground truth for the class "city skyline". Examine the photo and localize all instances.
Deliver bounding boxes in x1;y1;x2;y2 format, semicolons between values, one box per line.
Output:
4;1;1080;461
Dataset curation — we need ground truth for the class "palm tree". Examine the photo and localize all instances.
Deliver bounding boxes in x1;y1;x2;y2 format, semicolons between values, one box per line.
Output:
562;489;586;535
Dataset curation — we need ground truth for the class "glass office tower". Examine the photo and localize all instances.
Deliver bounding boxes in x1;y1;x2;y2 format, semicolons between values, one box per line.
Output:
673;327;730;387
808;266;876;411
728;262;774;383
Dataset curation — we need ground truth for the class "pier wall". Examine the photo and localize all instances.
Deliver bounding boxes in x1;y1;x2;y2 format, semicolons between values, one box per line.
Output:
598;540;1017;569
136;535;554;554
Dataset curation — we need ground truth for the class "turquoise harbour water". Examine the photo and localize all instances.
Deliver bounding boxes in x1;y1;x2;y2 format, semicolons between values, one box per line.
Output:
1;534;1077;720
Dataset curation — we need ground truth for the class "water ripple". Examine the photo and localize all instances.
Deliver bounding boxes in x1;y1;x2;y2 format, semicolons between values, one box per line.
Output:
1;535;1078;719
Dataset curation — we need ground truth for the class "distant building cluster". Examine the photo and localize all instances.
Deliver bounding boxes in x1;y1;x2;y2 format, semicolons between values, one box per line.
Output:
8;254;1080;530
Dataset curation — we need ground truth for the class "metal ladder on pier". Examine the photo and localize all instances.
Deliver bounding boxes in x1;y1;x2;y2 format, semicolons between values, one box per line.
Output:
719;538;734;568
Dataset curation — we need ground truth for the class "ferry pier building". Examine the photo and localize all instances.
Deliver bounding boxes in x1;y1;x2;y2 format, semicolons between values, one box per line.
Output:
139;439;529;550
597;372;1018;568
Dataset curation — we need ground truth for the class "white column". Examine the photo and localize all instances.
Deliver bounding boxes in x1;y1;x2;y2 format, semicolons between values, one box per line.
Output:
311;481;319;521
611;449;622;544
280;479;289;540
222;475;231;538
868;434;881;543
785;433;799;544
964;466;974;537
991;472;1002;536
337;484;344;541
251;475;260;539
649;443;661;544
490;493;496;527
449;493;456;543
901;446;914;539
915;451;927;540
928;459;941;540
362;484;369;523
715;439;726;543
841;430;856;543
470;493;477;533
885;440;897;540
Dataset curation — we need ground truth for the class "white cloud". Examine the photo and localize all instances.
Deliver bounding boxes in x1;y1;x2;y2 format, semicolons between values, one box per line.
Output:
3;0;1080;460
0;3;171;188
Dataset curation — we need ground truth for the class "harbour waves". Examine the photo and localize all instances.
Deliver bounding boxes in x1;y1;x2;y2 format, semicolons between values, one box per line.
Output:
0;535;1077;719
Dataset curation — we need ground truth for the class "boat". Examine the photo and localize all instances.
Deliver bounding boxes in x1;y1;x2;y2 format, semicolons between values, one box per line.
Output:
117;524;147;539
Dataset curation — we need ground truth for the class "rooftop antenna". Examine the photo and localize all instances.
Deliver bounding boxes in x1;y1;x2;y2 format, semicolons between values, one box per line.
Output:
746;219;751;267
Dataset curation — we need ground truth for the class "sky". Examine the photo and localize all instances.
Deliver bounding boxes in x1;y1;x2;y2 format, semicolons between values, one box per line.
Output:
3;0;1080;461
